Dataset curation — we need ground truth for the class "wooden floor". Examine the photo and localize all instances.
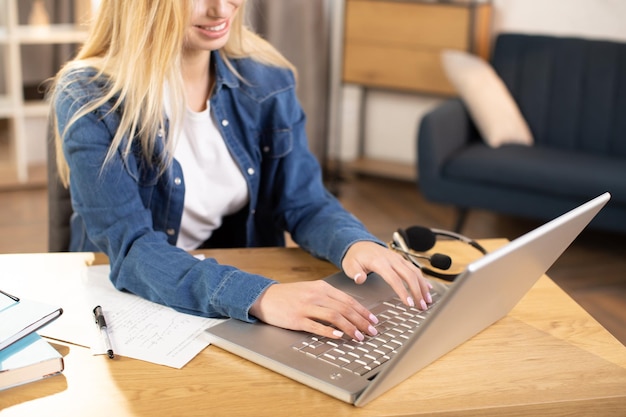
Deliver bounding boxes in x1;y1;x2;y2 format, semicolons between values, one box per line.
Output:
1;175;625;346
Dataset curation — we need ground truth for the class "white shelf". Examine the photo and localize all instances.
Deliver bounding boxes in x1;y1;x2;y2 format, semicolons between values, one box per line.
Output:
0;25;87;45
16;24;88;44
24;100;50;118
0;96;14;118
0;0;90;185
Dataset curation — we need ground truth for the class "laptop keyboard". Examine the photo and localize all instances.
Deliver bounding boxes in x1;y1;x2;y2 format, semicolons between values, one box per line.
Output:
292;291;442;376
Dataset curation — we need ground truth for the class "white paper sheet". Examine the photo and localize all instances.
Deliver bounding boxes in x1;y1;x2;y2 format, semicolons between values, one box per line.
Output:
0;253;223;369
83;265;223;368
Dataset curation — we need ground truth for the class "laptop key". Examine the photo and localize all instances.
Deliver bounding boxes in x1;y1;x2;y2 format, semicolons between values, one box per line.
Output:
343;361;364;373
300;342;334;356
292;292;444;375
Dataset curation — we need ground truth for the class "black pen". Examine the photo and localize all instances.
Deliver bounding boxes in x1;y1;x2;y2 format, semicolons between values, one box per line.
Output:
0;289;20;302
93;305;115;359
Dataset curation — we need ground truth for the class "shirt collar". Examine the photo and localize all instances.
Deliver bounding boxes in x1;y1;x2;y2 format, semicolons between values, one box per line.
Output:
212;50;240;90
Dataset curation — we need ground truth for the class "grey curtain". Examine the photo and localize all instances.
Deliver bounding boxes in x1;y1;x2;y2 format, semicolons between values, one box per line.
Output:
248;0;332;164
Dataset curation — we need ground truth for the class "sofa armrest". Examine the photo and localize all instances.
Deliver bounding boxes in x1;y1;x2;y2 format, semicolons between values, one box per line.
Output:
418;98;476;176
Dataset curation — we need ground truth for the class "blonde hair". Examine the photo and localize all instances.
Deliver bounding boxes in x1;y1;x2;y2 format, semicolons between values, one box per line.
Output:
50;0;295;186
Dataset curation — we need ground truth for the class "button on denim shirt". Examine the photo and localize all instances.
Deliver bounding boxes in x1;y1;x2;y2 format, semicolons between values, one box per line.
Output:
54;51;381;322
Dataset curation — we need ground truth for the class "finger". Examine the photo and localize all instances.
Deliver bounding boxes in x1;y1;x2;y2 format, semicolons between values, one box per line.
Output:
371;258;429;310
310;289;378;340
395;259;430;309
303;304;368;341
343;266;368;285
420;273;434;305
375;262;414;308
400;264;435;311
353;272;367;285
304;319;350;340
378;251;424;308
401;258;434;307
324;292;379;338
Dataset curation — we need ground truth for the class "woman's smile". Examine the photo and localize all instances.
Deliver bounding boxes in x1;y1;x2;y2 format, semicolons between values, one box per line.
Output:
193;20;230;39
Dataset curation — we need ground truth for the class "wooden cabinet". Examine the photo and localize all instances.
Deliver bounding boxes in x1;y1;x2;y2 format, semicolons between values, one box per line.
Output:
343;0;493;96
0;0;89;187
337;0;492;180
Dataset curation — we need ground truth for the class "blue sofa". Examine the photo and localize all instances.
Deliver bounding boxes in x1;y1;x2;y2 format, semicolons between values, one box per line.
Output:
417;33;626;233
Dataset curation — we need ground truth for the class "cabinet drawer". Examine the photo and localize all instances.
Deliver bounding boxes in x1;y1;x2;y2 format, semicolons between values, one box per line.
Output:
342;0;492;95
344;1;471;50
344;43;453;94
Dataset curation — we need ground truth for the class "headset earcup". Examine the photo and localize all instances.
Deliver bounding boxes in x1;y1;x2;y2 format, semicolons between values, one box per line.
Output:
396;228;410;249
404;226;436;252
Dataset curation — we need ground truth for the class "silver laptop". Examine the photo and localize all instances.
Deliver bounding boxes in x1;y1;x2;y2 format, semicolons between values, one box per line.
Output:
206;193;610;407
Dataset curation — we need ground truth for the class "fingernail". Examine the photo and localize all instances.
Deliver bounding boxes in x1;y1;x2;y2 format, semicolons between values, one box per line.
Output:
354;330;365;341
407;296;415;307
427;281;434;289
332;330;344;338
353;273;363;284
368;325;378;336
420;299;428;311
369;313;379;324
426;292;433;304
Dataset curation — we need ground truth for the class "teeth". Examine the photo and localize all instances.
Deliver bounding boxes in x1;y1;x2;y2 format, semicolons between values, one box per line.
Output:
202;22;226;32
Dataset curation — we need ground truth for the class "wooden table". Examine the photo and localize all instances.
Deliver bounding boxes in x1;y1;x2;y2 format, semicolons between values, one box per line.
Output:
1;241;625;416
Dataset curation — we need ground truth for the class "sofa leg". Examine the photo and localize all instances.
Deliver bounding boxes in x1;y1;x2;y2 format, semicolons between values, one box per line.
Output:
454;208;469;233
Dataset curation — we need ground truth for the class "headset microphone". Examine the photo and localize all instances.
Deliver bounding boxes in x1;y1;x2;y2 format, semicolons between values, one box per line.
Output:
395;227;451;269
391;226;488;282
422;253;452;270
391;232;452;270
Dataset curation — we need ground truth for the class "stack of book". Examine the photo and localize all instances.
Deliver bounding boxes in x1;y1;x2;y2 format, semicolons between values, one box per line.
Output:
0;290;64;391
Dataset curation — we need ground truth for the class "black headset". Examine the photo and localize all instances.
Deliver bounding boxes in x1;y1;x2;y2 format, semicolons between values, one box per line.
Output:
390;226;488;282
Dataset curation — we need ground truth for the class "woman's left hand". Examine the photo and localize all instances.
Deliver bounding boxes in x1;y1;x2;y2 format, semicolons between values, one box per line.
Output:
341;241;433;311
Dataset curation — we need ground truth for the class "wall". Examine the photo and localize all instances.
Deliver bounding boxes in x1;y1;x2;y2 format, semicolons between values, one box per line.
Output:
333;0;626;167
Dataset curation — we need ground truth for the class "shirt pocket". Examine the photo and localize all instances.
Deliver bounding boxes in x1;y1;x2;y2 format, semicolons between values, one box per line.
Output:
259;129;293;159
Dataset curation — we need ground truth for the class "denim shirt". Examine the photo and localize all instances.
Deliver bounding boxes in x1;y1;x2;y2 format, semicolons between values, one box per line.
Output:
54;51;381;322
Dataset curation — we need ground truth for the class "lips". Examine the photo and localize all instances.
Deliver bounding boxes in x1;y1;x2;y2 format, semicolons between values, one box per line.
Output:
198;22;226;32
194;19;229;39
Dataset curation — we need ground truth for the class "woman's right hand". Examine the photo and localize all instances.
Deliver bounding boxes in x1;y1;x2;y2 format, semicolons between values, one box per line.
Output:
249;281;379;341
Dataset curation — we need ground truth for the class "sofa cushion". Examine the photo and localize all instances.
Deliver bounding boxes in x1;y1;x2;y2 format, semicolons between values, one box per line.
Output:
441;49;534;148
443;144;626;205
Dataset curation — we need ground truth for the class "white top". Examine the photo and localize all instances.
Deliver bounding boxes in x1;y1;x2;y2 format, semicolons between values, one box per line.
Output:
166;95;249;250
